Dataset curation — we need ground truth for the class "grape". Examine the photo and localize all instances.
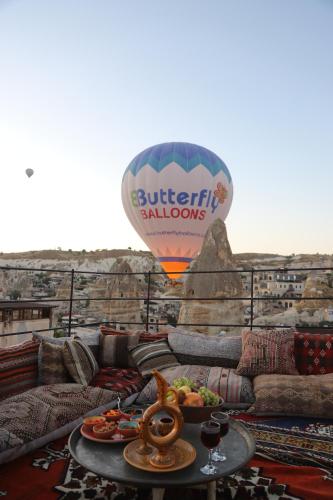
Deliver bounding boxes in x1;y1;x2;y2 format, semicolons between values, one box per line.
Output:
172;377;196;390
198;387;220;406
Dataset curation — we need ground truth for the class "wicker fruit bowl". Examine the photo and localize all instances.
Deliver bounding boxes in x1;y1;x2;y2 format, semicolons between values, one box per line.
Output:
179;397;224;424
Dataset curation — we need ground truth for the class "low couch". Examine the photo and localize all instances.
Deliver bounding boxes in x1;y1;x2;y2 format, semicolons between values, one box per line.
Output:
1;325;333;467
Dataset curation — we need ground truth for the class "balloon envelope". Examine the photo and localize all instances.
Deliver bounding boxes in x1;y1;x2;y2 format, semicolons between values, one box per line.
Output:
121;142;233;278
25;168;34;178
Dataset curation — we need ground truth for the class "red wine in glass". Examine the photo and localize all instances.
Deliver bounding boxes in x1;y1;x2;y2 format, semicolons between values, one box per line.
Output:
211;412;229;462
200;420;220;475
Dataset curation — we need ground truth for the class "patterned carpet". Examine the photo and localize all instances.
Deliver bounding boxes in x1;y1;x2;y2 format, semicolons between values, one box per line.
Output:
1;414;333;499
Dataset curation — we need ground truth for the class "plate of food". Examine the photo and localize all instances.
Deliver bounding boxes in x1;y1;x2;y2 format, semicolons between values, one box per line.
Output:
81;419;140;444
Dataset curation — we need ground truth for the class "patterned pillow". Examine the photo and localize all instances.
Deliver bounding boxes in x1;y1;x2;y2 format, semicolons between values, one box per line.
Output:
63;340;99;386
38;341;70;385
99;331;140;368
249;373;333;417
168;328;242;368
294;332;333;375
129;339;180;377
137;364;254;409
0;340;40;402
235;328;298;376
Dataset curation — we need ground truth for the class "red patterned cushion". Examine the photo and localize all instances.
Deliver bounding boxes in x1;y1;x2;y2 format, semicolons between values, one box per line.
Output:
294;332;333;375
0;340;40;402
235;328;298;376
90;367;145;397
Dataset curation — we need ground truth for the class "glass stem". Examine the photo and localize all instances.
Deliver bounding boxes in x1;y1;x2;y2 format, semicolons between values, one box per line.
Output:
208;449;213;468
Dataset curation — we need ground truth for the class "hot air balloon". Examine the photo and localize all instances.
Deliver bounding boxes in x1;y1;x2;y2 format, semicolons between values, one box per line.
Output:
121;142;233;279
25;168;34;178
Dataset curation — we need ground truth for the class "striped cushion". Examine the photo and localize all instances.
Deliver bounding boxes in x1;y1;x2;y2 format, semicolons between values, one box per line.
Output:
137;364;255;409
100;331;140;368
63;340;99;385
129;339;180;377
0;340;40;402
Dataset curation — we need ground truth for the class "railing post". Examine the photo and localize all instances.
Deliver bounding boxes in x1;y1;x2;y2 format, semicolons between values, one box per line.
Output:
250;269;254;330
68;269;75;337
146;271;151;332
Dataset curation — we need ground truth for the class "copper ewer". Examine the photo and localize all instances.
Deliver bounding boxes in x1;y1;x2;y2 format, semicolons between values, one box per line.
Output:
140;369;184;469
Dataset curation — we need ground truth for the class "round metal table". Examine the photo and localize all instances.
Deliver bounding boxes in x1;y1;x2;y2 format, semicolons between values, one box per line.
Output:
68;419;255;499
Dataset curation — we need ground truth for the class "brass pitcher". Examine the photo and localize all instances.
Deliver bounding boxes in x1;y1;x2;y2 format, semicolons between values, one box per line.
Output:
140;369;184;468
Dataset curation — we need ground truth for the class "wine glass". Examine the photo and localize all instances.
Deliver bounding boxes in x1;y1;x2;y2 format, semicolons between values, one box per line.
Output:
210;412;229;462
200;420;221;475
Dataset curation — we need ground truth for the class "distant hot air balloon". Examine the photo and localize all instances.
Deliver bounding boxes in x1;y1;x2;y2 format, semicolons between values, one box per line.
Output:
25;168;34;178
121;142;233;279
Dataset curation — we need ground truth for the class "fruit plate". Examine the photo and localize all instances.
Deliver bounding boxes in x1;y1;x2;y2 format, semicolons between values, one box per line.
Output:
80;425;138;444
179;397;224;424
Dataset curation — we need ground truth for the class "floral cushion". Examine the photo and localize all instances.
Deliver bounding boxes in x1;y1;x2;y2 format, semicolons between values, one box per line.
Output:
249;373;333;417
0;383;119;465
235;328;298;376
136;364;254;409
294;332;333;375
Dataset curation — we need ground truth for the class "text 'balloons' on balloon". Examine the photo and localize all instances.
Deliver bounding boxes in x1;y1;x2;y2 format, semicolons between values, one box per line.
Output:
25;169;34;178
121;142;233;279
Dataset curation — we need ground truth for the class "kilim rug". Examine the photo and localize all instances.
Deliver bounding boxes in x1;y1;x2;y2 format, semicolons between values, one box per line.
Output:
1;414;333;499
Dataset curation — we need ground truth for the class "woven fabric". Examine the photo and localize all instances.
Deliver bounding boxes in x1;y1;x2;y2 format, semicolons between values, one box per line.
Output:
0;340;40;402
63;340;99;386
168;328;242;368
137;364;254;408
38;341;70;385
0;383;119;463
249;373;333;417
235;328;298;376
294;332;333;375
129;339;180;377
99;331;140;368
91;367;145;397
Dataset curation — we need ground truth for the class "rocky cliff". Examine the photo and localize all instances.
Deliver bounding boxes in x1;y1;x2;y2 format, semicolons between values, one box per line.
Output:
178;219;243;335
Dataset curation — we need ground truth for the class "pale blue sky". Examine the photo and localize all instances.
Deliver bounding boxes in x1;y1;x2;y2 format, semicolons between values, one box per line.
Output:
0;0;332;254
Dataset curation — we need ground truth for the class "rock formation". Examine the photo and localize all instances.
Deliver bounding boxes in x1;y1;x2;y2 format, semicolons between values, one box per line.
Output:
178;219;243;335
89;259;143;329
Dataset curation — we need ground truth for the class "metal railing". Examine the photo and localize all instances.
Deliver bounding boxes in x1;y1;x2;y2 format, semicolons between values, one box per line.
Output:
0;263;333;339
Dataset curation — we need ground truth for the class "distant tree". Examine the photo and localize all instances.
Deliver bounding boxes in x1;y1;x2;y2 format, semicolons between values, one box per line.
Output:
9;289;21;300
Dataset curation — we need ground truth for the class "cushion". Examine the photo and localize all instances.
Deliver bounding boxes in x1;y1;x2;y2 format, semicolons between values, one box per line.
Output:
235;328;298;376
249;373;333;417
136;364;255;409
0;340;40;402
33;331;100;361
63;340;99;385
99;331;140;368
38;341;70;385
91;367;145;397
168;328;241;368
294;332;333;375
129;339;180;377
0;383;119;465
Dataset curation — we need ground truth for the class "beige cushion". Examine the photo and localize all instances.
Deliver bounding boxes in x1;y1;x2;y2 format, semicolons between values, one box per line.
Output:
38;341;69;385
63;340;99;386
235;328;298;376
249;373;333;417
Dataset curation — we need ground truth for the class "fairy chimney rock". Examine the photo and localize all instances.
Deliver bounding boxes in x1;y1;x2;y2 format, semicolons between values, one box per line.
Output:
178;219;243;335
